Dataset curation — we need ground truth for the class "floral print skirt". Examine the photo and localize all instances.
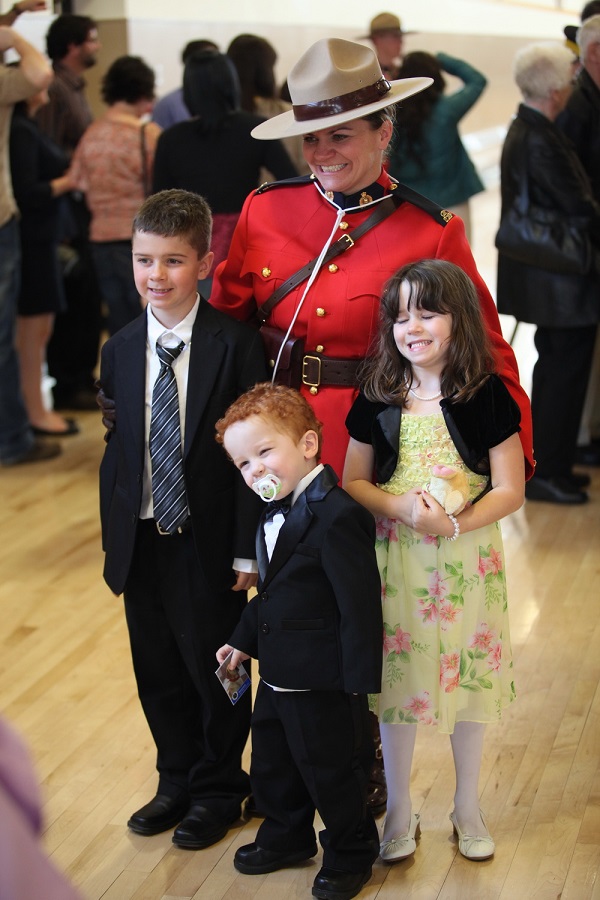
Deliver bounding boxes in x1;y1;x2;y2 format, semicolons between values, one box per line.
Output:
372;413;516;733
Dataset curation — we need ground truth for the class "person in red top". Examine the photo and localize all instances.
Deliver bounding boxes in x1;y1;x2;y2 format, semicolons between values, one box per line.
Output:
210;38;534;485
209;39;533;832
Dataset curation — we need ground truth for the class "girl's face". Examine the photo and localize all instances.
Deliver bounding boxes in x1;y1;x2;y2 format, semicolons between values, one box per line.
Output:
392;280;452;375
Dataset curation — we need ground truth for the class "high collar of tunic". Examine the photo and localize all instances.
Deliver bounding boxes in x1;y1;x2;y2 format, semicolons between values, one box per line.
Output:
314;170;396;212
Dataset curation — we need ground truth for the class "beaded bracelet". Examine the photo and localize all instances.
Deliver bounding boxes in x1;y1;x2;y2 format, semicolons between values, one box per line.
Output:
445;513;460;541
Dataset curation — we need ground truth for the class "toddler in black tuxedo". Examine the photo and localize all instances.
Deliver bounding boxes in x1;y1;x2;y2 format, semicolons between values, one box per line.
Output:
98;190;266;850
216;383;382;900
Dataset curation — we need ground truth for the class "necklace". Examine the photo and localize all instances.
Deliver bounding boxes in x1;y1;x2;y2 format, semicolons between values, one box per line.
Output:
409;387;442;402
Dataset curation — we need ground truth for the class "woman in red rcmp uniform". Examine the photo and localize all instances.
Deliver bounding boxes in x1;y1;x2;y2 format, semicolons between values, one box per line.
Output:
210;38;534;483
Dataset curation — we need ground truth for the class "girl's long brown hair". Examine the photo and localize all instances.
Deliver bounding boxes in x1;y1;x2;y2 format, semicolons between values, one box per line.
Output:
360;259;496;406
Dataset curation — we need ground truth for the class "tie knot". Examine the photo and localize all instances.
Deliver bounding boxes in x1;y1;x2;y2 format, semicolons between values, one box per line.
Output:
156;341;185;368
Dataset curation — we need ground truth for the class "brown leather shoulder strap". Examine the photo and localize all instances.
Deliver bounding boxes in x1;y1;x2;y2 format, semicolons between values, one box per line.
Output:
256;194;402;325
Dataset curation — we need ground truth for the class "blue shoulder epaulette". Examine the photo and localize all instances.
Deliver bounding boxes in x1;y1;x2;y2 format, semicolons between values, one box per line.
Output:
390;182;454;226
255;174;314;194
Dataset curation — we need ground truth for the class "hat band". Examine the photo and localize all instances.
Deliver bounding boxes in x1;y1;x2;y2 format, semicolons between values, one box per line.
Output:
292;77;391;123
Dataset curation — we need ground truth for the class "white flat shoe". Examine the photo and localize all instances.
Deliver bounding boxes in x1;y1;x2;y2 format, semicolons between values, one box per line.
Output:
380;812;421;862
450;810;495;860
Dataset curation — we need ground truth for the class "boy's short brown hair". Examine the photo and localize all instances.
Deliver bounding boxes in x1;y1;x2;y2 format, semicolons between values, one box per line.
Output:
132;189;213;258
216;383;323;460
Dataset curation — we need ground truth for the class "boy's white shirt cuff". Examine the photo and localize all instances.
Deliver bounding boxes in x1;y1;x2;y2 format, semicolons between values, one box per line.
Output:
233;558;258;573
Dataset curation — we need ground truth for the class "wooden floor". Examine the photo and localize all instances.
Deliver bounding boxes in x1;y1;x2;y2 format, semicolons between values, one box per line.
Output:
1;182;600;899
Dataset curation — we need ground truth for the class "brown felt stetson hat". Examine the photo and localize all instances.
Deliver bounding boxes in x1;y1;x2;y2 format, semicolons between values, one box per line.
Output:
251;38;432;140
360;12;415;38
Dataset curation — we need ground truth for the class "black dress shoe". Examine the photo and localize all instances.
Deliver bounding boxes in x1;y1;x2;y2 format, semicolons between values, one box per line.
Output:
172;805;239;850
234;841;318;874
525;475;588;505
127;793;189;835
312;866;373;900
32;417;79;437
1;438;61;467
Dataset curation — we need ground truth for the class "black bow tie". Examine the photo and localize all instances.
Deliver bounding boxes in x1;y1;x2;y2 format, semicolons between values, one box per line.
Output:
264;497;292;521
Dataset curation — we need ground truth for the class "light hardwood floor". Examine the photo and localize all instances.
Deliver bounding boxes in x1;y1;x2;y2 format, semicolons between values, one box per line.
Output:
1;181;599;899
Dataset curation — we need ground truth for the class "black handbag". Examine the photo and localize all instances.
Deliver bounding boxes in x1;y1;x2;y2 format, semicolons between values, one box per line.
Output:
495;162;592;276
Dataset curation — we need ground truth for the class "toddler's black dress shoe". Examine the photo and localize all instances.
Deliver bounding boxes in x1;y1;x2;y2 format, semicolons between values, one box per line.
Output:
127;792;189;835
172;805;239;850
525;475;588;505
312;866;373;900
234;841;318;874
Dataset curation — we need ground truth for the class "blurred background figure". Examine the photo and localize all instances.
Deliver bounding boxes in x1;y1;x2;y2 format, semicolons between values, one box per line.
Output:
227;32;309;178
360;11;413;80
558;11;600;467
69;56;160;335
10;78;79;436
0;716;83;899
153;48;296;294
35;14;103;411
496;42;600;505
152;38;219;130
389;51;487;241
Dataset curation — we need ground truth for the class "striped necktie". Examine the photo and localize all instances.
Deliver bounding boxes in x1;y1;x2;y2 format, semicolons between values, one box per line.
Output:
149;341;189;534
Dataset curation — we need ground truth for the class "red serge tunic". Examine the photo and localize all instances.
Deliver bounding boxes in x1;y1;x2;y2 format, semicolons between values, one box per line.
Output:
210;171;534;479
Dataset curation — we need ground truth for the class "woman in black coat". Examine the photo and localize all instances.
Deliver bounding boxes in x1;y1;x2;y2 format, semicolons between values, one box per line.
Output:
496;42;600;504
10;84;78;436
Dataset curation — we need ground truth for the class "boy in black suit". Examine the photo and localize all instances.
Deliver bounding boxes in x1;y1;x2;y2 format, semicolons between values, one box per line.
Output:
99;190;266;849
215;384;382;900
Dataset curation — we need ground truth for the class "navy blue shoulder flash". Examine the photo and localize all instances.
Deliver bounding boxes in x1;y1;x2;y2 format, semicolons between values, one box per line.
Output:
392;182;454;226
255;174;315;195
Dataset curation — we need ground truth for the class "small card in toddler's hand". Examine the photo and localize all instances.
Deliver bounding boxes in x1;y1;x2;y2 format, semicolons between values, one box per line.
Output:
215;651;251;705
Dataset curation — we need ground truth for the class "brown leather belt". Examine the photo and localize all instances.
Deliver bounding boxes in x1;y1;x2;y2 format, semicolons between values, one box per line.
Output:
301;354;361;388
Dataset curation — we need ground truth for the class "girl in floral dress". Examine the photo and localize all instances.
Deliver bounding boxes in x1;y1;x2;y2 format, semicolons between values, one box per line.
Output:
343;259;525;863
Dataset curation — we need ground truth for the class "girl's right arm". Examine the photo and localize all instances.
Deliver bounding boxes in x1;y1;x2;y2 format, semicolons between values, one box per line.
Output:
343;437;420;525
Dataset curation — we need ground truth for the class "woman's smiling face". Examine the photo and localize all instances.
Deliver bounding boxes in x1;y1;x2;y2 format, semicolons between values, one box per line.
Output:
302;117;393;196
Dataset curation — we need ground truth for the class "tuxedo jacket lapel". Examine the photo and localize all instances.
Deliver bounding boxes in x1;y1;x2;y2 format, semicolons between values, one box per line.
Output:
184;301;226;458
262;494;313;585
259;466;338;587
116;317;147;461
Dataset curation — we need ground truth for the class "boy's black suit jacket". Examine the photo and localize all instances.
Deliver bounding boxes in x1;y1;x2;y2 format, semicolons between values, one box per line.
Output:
99;299;267;596
229;465;383;694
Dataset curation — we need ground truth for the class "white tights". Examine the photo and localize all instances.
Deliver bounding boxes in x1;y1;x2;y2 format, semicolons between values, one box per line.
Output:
381;720;489;840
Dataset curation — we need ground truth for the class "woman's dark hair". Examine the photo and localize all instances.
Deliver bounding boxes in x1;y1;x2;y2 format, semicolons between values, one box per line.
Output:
46;15;96;62
101;56;156;105
395;52;444;168
227;34;277;112
183;49;241;133
360;259;495;405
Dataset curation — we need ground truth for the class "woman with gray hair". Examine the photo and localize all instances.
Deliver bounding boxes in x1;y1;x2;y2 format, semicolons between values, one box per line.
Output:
496;42;600;504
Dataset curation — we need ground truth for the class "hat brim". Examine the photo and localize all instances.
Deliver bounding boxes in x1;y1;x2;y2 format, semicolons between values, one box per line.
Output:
358;29;417;38
251;76;433;140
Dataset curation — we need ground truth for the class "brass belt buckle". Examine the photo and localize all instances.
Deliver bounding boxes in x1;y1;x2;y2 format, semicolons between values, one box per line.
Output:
302;354;321;388
337;232;354;249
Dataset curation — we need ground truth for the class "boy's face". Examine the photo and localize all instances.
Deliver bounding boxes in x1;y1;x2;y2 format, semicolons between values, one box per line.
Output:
132;231;213;329
223;415;319;500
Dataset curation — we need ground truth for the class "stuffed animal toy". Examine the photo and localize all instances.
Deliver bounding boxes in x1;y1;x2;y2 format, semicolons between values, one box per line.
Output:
427;464;469;515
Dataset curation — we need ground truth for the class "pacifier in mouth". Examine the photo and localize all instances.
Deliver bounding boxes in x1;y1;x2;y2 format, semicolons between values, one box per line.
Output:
252;473;282;502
